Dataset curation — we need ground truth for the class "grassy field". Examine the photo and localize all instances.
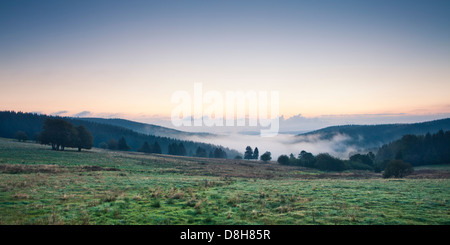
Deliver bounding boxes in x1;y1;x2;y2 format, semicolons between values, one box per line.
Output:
0;138;449;225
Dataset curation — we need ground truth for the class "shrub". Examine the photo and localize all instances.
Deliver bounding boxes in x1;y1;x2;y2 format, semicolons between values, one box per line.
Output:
260;151;272;162
298;150;315;167
277;155;290;165
314;153;345;171
383;160;414;178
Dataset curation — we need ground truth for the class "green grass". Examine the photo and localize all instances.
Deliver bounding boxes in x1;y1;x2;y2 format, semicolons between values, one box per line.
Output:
0;138;449;225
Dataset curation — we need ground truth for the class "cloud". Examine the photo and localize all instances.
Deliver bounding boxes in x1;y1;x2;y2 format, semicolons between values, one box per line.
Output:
94;112;124;118
73;111;91;117
188;132;358;160
51;110;68;116
279;114;331;133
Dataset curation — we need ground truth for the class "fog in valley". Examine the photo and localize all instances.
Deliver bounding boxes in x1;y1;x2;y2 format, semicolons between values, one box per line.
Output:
188;132;359;160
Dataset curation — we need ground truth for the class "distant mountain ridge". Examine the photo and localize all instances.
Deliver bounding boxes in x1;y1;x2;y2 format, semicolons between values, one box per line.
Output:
77;117;213;139
297;118;450;150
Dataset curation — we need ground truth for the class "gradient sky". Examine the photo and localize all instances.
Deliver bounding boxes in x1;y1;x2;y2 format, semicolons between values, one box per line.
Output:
1;0;450;126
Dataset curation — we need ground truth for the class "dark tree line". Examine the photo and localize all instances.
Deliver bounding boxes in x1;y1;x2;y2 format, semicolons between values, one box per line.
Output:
138;141;162;154
185;145;248;160
168;142;187;156
376;130;450;166
1;111;46;141
39;119;93;151
104;136;135;151
277;150;375;172
195;147;208;157
212;147;227;158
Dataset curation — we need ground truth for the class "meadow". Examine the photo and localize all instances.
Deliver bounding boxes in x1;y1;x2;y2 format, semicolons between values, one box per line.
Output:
0;138;448;225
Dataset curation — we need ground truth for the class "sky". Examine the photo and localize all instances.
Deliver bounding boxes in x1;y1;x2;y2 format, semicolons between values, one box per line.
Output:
1;0;450;132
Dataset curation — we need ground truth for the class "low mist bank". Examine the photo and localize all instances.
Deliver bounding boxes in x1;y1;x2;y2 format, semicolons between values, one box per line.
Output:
188;133;361;160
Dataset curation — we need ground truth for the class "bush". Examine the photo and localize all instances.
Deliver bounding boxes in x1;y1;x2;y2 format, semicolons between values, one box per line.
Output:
382;160;414;178
277;155;290;165
260;151;272;162
314;153;345;171
298;150;315;167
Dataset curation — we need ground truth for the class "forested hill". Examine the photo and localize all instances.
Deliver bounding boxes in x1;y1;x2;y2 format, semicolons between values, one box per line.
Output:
0;111;240;158
376;130;450;166
77;117;212;139
297;118;450;149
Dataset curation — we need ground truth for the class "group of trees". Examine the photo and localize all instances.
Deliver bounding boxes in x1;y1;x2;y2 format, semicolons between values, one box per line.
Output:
0;111;46;141
102;137;131;151
138;141;162;154
14;131;28;142
376;130;450;166
165;144;228;159
38;119;93;151
101;137;162;154
243;146;272;162
192;146;228;159
277;150;415;177
244;146;259;160
195;146;208;157
168;142;187;156
100;136;232;159
212;147;227;158
277;150;376;172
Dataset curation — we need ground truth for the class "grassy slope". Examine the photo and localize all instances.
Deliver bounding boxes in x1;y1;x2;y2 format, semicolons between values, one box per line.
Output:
0;138;449;225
